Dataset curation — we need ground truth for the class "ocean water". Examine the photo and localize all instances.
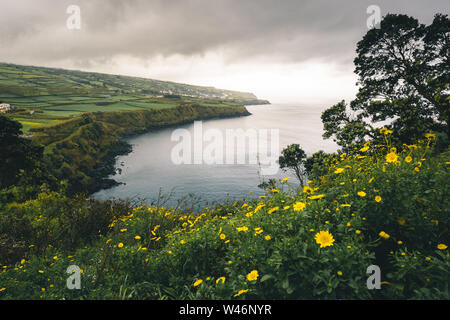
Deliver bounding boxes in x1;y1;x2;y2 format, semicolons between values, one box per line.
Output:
93;103;338;208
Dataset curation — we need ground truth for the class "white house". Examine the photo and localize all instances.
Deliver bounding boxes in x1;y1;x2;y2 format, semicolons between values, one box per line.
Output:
0;103;11;113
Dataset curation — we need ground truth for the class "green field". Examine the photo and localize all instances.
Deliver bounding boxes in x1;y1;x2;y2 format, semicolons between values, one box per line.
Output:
0;62;268;131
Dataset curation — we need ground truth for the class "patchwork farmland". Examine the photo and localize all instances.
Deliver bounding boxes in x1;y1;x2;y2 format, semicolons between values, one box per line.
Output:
0;63;266;131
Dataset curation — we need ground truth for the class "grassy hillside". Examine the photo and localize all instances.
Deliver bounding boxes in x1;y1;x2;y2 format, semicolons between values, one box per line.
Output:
27;104;250;194
0;134;448;300
0;62;268;131
0;62;265;195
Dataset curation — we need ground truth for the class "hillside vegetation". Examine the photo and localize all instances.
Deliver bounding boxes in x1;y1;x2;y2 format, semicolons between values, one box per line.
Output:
0;62;268;131
0;13;448;300
0;133;448;299
0;62;263;195
30;104;250;194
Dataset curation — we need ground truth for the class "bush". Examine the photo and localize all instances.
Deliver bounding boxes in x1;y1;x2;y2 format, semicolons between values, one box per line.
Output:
0;132;448;300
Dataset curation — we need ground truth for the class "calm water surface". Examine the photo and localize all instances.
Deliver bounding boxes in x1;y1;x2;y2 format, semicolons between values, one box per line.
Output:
93;103;338;207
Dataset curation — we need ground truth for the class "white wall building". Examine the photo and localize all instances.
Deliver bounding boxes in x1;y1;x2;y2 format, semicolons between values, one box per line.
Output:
0;103;11;113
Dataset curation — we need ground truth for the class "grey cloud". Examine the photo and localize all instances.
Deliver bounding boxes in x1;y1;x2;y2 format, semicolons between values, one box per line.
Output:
0;0;448;67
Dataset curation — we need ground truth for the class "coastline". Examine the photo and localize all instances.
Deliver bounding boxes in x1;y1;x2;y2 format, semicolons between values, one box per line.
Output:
31;104;253;195
96;105;254;193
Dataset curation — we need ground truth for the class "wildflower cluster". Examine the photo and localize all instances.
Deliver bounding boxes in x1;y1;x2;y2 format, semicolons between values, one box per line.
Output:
0;133;448;300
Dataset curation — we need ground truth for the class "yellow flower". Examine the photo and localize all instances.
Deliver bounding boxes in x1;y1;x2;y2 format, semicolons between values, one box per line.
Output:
360;145;369;152
0;288;5;292
267;207;279;214
314;231;335;248
334;168;344;174
134;235;141;240
405;156;412;163
120;229;127;232
379;231;390;239
293;202;306;211
20;259;26;264
355;230;361;235
375;196;382;202
219;233;226;240
337;271;343;276
271;189;280;193
308;194;325;200
414;167;420;172
216;277;226;284
357;191;366;197
234;289;249;297
265;235;271;241
118;243;124;248
237;226;249;232
425;133;436;140
193;279;203;287
437;244;447;250
180;240;186;245
247;270;259;281
281;177;291;183
167;250;172;254
386;152;398;163
254;229;263;236
380;128;393;135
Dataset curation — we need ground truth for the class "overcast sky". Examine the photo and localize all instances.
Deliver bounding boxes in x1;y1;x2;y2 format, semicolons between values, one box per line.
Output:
0;0;448;103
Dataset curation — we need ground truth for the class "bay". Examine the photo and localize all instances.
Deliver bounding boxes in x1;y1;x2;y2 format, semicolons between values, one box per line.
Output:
93;103;338;208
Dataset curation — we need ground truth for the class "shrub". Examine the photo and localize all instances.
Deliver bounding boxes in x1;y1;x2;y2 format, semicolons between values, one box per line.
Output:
0;132;448;300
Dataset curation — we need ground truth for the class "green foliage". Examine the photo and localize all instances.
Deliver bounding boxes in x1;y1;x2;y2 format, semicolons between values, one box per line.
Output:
30;104;250;195
1;136;448;300
278;144;307;186
304;150;335;180
0;191;130;265
0;62;261;102
322;14;449;151
0;115;54;196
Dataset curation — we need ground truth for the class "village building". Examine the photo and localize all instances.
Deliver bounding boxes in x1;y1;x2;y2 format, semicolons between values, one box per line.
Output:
0;102;11;113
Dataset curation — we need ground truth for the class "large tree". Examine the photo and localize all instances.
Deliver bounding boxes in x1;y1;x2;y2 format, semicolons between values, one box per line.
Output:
278;144;307;186
322;13;449;151
0;115;46;190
